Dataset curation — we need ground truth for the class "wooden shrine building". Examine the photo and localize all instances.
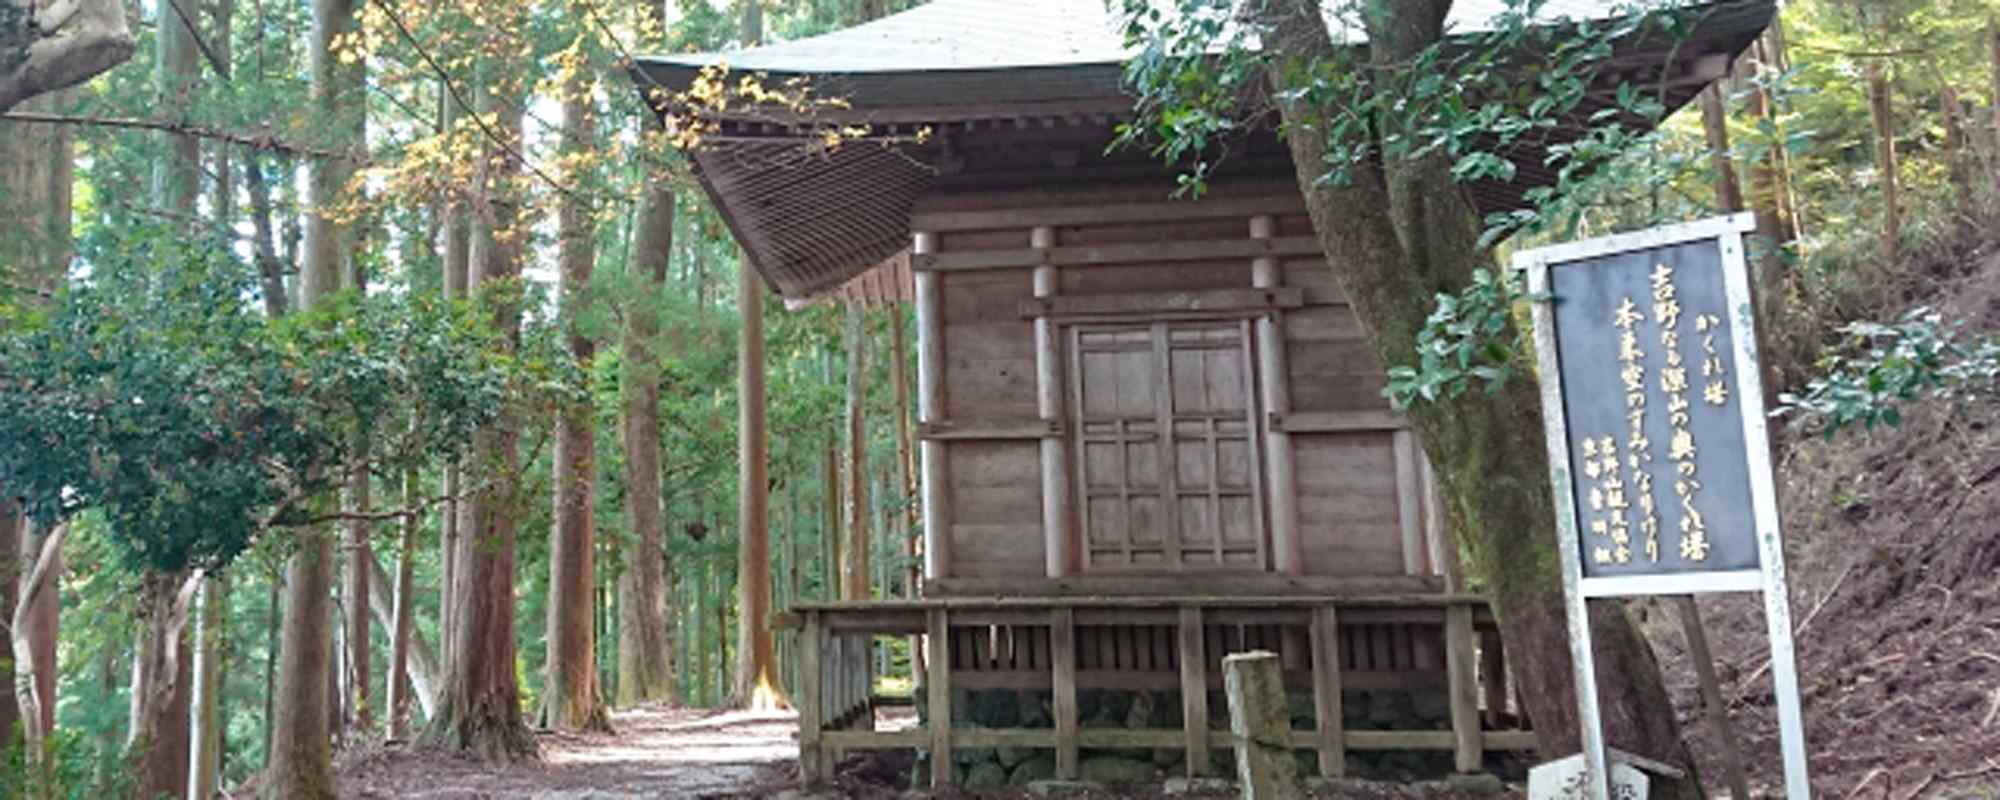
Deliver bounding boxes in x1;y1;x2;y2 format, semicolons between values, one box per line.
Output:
634;0;1774;789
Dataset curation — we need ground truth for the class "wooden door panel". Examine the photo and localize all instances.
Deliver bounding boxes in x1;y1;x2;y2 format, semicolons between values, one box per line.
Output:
1072;319;1268;572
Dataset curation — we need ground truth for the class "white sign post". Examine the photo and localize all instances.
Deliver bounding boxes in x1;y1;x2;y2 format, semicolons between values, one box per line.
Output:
1516;213;1810;800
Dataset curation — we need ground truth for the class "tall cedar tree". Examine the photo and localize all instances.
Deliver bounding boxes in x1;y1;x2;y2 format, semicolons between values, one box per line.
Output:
0;87;73;762
540;50;613;731
422;31;539;759
264;0;364;795
1256;1;1700;795
128;8;204;795
731;0;785;709
616;0;678;708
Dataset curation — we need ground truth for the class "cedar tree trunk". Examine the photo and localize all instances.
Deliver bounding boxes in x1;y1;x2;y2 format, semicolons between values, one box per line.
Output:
421;49;538;760
1;87;73;758
840;302;869;601
539;85;612;733
732;254;781;707
263;0;364;794
615;0;677;708
187;575;226;800
128;573;197;800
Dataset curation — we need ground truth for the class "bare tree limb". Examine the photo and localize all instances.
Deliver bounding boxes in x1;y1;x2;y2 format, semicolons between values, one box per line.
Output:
0;111;333;155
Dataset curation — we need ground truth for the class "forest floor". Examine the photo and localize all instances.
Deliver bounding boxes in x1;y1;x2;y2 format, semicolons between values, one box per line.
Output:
327;705;801;799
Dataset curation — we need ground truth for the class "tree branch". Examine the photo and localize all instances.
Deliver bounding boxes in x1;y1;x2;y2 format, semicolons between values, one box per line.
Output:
164;0;231;79
0;111;333;155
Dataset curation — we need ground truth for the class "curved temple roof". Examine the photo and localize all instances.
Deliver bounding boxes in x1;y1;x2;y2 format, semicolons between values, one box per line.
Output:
632;0;1776;300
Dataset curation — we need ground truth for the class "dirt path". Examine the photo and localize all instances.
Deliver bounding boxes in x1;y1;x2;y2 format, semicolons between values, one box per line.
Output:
332;706;801;799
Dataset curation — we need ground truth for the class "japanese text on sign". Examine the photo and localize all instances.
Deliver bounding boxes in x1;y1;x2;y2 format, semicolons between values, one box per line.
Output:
1549;239;1761;577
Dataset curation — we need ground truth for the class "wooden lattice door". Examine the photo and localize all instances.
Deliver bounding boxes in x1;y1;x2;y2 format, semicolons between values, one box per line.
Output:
1070;321;1267;571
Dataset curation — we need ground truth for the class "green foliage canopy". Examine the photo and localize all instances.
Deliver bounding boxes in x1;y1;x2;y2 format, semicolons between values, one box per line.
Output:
1115;0;1697;406
0;227;513;572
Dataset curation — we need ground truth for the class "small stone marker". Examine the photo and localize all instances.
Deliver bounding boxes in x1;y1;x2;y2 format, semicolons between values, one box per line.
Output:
1529;753;1649;800
1223;651;1303;800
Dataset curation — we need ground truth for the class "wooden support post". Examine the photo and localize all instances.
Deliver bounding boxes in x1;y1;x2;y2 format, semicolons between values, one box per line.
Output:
914;232;951;581
1393;430;1426;575
1445;604;1481;774
927;608;953;788
1224;651;1304;800
1051;607;1079;780
799;611;826;787
1308;605;1345;778
1033;226;1072;578
1479;629;1508;729
1675;596;1752;800
1250;216;1302;575
1178;606;1210;776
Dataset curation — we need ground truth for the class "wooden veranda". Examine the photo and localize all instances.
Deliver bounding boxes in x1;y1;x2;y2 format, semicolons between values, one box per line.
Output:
784;594;1530;788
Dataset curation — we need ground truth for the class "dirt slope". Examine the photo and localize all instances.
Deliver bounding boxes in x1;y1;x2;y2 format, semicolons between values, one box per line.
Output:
1650;243;2000;799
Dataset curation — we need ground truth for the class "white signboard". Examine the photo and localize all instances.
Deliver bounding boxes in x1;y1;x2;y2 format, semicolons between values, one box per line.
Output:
1516;214;1809;800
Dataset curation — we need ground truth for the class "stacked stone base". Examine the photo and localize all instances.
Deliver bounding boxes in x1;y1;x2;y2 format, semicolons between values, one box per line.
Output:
913;686;1466;790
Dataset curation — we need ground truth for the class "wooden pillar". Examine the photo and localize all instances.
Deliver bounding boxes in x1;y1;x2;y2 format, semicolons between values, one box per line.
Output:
1251;216;1301;574
1445;603;1481;773
1676;596;1753;800
1051;608;1079;780
1422;456;1459;590
1178;606;1210;776
926;607;954;788
1308;605;1345;778
1032;226;1072;577
914;232;951;581
799;611;826;787
1393;430;1426;575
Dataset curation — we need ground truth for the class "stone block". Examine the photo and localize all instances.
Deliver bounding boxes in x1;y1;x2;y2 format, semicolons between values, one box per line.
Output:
951;688;975;723
769;791;848;800
965;761;1010;792
1341;690;1372;724
1305;776;1391;796
1079;755;1158;785
1368;691;1415;728
1025;780;1103;797
1446;772;1509;795
974;689;1023;728
997;745;1032;769
1411;689;1451;724
1286;691;1317;726
1223;651;1304;800
1125;690;1156;728
1163;776;1236;796
1009;754;1058;786
1020;693;1053;728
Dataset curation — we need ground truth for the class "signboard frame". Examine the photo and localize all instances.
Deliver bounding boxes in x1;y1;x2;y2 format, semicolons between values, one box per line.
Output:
1516;213;1809;800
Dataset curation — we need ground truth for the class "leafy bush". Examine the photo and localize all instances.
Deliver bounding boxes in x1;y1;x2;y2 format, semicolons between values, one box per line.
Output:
0;226;519;572
1384;268;1546;409
1778;308;2000;436
0;728;134;800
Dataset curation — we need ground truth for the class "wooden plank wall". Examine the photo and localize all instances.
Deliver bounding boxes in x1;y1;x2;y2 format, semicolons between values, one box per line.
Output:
937;260;1046;578
918;181;1443;583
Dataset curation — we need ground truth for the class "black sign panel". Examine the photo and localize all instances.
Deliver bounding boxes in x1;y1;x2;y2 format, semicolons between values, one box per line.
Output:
1548;238;1760;578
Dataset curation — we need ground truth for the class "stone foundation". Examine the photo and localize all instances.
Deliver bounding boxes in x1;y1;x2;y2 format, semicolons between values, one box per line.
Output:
912;686;1463;789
